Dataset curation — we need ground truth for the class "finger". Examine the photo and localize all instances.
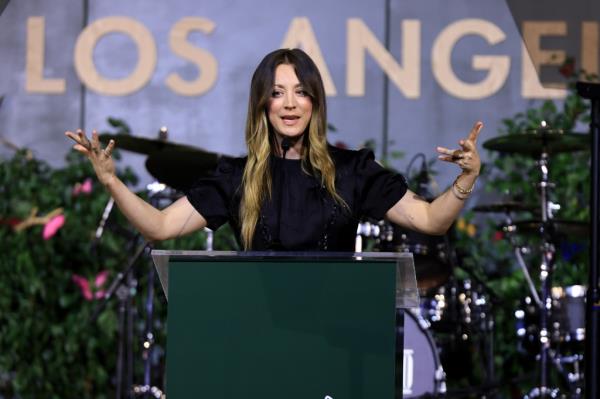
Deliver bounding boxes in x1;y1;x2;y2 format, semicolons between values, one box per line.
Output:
467;121;483;143
461;139;475;151
104;139;115;157
438;155;457;163
436;146;456;156
65;131;83;145
90;130;101;153
77;129;91;149
72;144;89;154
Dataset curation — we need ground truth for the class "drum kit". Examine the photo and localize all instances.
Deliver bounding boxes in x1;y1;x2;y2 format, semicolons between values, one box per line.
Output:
360;126;590;398
484;126;589;398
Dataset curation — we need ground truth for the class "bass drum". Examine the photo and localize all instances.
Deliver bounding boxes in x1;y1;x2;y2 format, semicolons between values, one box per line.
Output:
401;310;446;398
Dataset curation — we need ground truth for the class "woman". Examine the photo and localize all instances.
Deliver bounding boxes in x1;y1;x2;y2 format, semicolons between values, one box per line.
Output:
65;48;482;251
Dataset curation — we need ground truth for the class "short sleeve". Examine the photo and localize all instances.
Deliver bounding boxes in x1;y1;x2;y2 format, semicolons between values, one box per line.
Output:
184;156;242;231
355;149;407;220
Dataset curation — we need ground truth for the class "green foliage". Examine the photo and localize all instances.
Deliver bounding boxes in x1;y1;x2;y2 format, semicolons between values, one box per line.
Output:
0;149;138;398
0;124;238;397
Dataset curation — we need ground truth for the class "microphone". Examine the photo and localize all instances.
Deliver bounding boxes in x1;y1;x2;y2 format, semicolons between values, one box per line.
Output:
281;137;291;159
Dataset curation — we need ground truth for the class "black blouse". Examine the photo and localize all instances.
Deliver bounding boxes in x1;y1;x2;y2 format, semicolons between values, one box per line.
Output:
185;146;407;251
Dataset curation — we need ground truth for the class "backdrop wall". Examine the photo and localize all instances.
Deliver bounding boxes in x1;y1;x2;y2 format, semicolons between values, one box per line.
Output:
0;0;597;191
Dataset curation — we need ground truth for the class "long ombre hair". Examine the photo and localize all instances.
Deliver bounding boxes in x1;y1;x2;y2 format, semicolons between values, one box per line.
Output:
240;48;345;249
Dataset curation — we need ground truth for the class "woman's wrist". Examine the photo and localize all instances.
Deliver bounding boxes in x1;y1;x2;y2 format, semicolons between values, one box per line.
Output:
451;173;477;200
100;173;117;188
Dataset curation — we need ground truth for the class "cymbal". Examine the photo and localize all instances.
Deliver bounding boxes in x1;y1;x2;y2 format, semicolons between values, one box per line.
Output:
482;129;588;155
503;219;588;237
473;202;537;213
145;148;225;191
99;133;202;155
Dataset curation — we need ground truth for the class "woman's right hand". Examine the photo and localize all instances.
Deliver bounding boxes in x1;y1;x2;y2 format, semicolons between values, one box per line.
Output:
65;129;116;186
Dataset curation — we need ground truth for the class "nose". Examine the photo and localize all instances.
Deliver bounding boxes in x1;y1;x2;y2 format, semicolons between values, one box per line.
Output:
283;92;297;109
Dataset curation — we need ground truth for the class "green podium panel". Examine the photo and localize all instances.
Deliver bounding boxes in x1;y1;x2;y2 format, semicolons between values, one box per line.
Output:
152;251;418;399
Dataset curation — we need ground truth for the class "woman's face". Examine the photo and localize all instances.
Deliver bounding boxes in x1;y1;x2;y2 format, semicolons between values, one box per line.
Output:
267;64;313;141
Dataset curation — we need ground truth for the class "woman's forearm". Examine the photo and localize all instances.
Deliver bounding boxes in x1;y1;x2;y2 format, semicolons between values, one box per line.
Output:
103;175;167;241
427;172;477;233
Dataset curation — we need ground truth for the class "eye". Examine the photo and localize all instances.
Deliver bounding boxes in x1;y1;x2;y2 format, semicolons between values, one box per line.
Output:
296;89;309;97
271;90;283;98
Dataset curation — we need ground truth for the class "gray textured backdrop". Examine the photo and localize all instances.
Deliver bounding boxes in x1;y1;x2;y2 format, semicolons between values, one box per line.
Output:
0;0;594;194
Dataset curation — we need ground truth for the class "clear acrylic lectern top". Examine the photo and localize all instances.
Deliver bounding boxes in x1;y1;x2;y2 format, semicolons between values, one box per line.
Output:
151;250;419;309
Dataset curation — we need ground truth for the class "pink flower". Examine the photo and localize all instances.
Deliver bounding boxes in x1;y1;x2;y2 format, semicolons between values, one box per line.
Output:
72;270;110;301
72;178;93;196
95;270;108;287
42;214;65;240
72;274;93;301
94;271;109;299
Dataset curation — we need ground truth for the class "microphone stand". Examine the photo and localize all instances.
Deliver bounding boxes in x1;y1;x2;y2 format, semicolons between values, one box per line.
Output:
576;81;600;399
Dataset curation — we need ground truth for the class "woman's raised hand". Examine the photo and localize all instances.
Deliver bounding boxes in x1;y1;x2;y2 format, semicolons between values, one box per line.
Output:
436;121;483;176
65;129;116;186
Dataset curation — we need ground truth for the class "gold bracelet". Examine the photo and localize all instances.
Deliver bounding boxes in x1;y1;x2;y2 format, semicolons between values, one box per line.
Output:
451;183;469;200
453;175;475;195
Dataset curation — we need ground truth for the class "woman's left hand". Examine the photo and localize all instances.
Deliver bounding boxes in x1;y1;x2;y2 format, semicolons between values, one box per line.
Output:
436;121;483;176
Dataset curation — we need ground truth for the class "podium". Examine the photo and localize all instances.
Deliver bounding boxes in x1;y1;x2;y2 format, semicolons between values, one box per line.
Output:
152;251;418;399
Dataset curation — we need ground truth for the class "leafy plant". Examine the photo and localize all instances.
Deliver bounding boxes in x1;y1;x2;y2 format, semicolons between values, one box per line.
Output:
0;120;238;398
0;148;137;398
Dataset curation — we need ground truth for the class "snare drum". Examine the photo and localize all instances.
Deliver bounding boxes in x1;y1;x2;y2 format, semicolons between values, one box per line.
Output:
401;310;446;397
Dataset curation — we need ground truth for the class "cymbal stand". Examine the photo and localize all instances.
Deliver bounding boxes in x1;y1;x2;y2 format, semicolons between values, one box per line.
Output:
528;148;565;398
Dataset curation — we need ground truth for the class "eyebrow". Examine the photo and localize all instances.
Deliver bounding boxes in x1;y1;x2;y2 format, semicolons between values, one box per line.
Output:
273;83;303;89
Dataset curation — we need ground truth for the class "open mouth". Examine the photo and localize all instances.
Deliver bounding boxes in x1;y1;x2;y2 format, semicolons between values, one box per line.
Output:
281;115;301;125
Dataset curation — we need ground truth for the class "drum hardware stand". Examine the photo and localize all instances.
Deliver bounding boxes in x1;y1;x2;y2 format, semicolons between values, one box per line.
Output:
90;237;151;399
524;144;560;399
446;236;499;397
547;350;584;397
130;250;164;399
576;81;600;399
502;207;543;309
526;140;585;398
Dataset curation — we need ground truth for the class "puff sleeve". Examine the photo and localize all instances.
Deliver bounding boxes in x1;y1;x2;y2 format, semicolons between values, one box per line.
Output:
184;156;243;231
354;149;408;220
